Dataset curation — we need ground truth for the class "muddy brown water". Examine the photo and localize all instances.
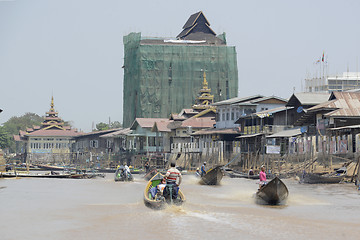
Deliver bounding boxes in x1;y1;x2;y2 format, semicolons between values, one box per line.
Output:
1;174;360;240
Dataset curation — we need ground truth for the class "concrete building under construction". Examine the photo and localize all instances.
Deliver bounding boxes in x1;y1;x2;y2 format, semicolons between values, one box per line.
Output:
122;11;238;127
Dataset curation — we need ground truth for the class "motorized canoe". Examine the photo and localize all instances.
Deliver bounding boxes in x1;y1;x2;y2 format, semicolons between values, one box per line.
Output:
114;167;133;182
143;172;185;209
143;168;158;181
199;166;224;185
228;172;260;179
300;172;344;184
255;177;289;205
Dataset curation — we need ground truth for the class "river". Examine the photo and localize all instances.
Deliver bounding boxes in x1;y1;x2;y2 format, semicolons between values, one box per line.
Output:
1;173;360;240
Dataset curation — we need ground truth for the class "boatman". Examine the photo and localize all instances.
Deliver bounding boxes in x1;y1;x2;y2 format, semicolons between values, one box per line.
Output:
201;162;207;177
259;165;267;188
164;162;182;198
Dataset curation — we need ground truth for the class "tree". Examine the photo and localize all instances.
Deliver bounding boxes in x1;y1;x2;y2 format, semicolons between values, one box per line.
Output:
3;112;43;135
94;121;122;131
110;121;122;129
2;112;43;153
95;122;109;131
0;126;12;149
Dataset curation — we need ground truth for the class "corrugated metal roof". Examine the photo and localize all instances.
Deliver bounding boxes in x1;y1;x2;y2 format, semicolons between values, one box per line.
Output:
181;117;215;128
26;129;80;137
152;120;172;132
212;95;264;106
287;92;330;106
100;128;132;138
328;124;360;130
192;128;240;135
266;128;301;138
131;118;169;129
308;92;360;117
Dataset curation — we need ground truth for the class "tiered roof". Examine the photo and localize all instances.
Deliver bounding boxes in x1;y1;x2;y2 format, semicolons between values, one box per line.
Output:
25;96;79;137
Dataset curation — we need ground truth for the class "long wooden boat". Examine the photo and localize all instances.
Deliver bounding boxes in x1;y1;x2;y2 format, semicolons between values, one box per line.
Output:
114;168;133;182
300;172;344;184
228;172;260;180
144;172;185;209
256;177;289;205
199;166;224;185
0;172;71;179
143;168;158;181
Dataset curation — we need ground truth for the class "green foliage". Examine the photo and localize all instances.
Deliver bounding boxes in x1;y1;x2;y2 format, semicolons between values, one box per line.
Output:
94;121;122;131
0;126;12;149
1;112;43;152
110;121;122;129
95;122;109;131
3;112;43;135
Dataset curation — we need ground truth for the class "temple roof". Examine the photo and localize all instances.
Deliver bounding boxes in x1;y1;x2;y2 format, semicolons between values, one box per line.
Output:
177;11;221;44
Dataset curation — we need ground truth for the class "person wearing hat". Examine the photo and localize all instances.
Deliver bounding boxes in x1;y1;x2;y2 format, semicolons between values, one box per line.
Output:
259;165;267;188
201;162;207;177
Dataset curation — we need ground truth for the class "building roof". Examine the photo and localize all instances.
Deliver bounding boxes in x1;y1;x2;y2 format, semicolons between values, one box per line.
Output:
308;92;360;117
266;128;301;138
26;129;80;137
177;11;217;40
250;96;288;104
76;128;120;138
192;128;240;135
286;92;330;107
181;117;215;128
152;120;172;133
99;128;132;138
130;118;169;130
212;95;264;106
328;124;360;131
235;106;291;122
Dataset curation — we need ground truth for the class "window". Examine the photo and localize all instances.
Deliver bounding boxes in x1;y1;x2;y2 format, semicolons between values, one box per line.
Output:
90;140;99;148
231;112;234;120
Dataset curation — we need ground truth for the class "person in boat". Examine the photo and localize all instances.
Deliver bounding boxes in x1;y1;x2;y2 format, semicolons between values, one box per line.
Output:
124;163;131;179
144;161;150;173
164;162;182;199
195;168;201;177
201;162;207;177
259;165;267;188
248;167;254;176
157;177;167;195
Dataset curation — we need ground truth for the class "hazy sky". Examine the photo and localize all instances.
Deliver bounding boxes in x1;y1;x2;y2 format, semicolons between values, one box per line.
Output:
1;0;360;132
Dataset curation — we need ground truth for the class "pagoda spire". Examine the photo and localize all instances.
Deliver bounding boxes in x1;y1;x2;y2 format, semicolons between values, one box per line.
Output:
41;96;65;130
192;71;215;110
50;96;55;112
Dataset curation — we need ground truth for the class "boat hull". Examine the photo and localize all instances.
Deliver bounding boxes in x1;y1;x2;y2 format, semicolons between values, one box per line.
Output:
301;172;344;184
114;168;133;182
144;172;185;209
199;166;224;185
256;177;289;205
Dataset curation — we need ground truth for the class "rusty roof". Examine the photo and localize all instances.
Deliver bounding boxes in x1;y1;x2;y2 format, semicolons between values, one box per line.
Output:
152;120;172;132
308;92;360;117
26;129;80;137
181;117;215;128
130;118;169;130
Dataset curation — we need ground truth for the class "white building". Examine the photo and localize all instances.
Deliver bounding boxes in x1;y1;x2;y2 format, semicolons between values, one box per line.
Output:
305;72;360;93
213;95;287;129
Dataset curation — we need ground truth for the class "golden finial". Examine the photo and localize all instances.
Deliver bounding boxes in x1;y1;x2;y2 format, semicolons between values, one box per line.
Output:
50;96;55;111
203;71;208;89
